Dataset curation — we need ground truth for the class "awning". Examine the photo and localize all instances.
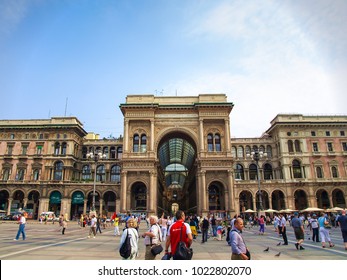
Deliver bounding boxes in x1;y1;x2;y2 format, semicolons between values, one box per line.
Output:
71;191;84;204
50;191;61;204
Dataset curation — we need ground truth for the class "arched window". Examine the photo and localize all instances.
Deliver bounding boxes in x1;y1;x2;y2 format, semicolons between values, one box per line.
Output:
111;165;121;183
54;142;60;155
133;134;139;152
288;140;294;153
294;140;301;152
141;134;147;152
235;164;244;180
215;134;221;151
82;165;91;180
316;166;323;178
249;164;258;180
110;147;116;159
207;133;213;151
292;160;302;178
208;184;222;210
96;164;106;182
266;145;272;158
61;142;67;155
331;166;339;178
263;163;273;180
245;146;251;156
54;161;63;181
117;147;123;159
237;146;244;158
231;146;237;158
33;169;40;181
103;147;109;159
3;168;10;181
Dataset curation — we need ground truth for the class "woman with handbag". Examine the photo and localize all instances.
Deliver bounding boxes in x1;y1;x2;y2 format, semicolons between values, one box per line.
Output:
318;212;334;248
142;215;163;260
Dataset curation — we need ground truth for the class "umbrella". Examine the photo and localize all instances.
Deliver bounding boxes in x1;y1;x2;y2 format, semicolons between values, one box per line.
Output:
300;207;324;212
264;209;278;213
244;209;256;213
327;207;344;212
279;208;296;213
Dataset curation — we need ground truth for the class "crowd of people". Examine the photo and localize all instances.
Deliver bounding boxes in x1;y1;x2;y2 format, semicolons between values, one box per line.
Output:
11;208;347;260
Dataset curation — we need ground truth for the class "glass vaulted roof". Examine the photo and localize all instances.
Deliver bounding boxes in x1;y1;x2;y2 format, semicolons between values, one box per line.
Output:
158;138;195;188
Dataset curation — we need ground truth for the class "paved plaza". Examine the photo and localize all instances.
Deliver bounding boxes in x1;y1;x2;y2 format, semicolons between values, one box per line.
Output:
1;220;346;260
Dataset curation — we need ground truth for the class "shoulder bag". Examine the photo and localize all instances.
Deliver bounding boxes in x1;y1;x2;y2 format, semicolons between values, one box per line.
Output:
173;224;193;260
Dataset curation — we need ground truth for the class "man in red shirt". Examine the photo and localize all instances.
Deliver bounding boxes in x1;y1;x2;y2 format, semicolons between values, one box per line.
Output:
165;210;193;258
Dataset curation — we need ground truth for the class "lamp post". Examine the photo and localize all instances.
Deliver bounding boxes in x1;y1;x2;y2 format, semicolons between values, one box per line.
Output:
86;151;106;213
247;149;267;214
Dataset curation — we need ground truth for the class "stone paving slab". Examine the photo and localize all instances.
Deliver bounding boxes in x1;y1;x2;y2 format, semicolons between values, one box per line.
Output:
1;221;346;260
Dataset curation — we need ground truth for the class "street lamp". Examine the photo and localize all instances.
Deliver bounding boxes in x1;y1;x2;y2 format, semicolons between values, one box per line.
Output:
246;149;267;213
86;151;107;213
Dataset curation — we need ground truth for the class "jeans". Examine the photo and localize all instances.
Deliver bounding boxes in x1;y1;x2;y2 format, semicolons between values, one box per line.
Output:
312;228;319;242
202;228;208;242
16;224;26;240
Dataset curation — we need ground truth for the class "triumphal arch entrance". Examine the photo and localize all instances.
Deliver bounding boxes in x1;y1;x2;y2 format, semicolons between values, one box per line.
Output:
119;94;236;217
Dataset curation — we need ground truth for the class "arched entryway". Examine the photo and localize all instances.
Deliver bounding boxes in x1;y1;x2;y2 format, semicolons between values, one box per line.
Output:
131;182;147;212
294;189;308;210
208;182;225;211
103;191;117;214
256;190;269;210
49;190;61;215
157;132;197;214
316;189;330;209
70;191;84;219
332;188;346;208
13;190;25;211
0;190;9;212
27;190;40;219
239;190;253;213
87;191;100;212
271;190;286;210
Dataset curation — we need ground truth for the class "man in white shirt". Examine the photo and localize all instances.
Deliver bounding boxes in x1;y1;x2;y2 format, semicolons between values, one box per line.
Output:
14;212;26;241
88;214;97;238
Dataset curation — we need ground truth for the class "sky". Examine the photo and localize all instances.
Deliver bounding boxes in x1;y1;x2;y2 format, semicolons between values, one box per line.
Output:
0;0;346;138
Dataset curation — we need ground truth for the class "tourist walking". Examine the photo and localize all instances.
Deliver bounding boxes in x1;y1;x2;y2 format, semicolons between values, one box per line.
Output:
164;210;192;259
88;214;97;238
230;218;249;260
258;215;265;235
318;213;334;248
142;215;162;260
309;214;320;242
96;215;102;234
291;212;305;250
278;213;288;245
337;210;347;250
113;215;120;236
119;217;139;260
14;212;26;241
201;216;209;243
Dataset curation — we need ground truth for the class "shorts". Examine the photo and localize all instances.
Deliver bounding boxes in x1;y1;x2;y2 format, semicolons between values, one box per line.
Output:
294;227;304;240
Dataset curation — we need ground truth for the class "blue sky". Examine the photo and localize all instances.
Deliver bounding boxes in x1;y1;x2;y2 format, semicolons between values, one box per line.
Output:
0;0;346;138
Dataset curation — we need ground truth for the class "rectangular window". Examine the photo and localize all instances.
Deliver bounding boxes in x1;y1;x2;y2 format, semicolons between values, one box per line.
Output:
311;131;316;136
36;145;43;155
341;131;345;136
325;131;330;136
312;143;319;152
327;142;334;152
22;145;28;155
342;142;347;152
7;145;13;155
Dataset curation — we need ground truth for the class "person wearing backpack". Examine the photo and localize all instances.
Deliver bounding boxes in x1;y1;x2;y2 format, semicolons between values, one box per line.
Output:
119;217;139;260
164;210;193;259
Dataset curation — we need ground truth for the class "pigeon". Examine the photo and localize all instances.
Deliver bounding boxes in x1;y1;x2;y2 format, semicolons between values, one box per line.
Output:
275;252;281;257
276;242;281;246
263;247;269;252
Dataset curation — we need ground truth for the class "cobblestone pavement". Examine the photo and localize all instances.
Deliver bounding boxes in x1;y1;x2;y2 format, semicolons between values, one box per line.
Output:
1;221;346;260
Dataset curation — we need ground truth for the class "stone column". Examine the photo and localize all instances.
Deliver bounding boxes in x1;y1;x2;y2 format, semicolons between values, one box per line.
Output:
38;198;49;216
99;199;104;215
23;198;28;208
227;170;235;212
201;170;207;212
120;171;128;212
199;120;204;152
7;198;13;215
83;199;87;214
224;119;231;152
252;196;256;212
149;170;157;215
150;120;155;152
269;195;273;210
124;120;129;153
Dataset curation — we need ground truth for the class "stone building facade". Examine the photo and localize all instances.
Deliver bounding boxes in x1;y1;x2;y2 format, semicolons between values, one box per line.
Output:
0;94;346;219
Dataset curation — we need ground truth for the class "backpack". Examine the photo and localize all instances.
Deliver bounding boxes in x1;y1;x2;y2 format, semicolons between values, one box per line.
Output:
119;229;132;259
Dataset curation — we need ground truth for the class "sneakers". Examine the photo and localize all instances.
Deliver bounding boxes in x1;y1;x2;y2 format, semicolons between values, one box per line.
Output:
88;236;91;238
295;243;299;250
93;236;96;239
299;246;305;250
13;239;18;241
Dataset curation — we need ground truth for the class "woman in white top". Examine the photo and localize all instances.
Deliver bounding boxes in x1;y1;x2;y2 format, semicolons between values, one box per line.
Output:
119;218;139;260
159;214;168;242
